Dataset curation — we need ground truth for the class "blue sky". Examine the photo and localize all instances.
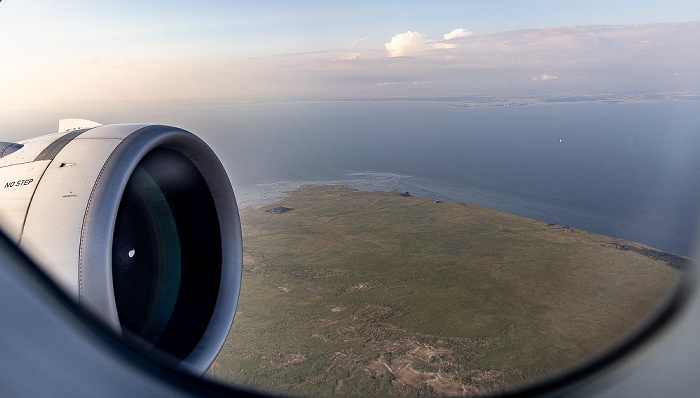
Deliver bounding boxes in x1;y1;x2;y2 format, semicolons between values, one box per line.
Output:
4;1;696;54
1;1;699;115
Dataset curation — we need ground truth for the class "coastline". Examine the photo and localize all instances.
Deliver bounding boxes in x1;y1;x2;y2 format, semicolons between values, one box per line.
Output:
239;183;692;270
235;175;695;257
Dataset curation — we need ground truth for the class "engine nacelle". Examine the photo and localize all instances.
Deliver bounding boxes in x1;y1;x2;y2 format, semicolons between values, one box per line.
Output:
0;120;242;374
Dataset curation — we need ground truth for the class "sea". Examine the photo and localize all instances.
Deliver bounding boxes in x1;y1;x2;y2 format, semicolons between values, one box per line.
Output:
190;100;700;257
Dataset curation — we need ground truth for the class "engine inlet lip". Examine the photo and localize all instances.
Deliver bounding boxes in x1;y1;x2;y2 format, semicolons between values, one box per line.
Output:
79;125;242;374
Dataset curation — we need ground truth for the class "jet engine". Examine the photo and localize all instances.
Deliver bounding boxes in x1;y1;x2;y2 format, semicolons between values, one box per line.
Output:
0;120;242;374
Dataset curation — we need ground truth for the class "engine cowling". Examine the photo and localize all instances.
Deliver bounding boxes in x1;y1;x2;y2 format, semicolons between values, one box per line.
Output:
0;120;242;374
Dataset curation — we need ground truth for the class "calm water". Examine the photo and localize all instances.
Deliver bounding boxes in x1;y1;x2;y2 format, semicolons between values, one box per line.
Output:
194;100;700;256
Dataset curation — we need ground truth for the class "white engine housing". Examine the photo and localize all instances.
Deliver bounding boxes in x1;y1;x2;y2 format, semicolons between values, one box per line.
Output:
0;121;242;374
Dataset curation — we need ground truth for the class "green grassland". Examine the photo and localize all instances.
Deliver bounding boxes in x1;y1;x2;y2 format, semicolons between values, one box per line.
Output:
209;185;681;396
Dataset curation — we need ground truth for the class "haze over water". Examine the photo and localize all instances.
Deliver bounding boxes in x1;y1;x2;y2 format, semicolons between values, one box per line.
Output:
200;100;700;256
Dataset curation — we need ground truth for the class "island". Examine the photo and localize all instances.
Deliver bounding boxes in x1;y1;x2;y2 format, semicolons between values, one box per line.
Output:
210;185;682;396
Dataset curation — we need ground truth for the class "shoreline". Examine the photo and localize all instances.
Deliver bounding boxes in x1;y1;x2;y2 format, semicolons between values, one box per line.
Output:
243;183;693;268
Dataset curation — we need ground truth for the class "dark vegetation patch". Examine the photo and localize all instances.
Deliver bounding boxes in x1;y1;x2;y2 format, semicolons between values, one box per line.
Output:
265;206;294;214
608;242;692;270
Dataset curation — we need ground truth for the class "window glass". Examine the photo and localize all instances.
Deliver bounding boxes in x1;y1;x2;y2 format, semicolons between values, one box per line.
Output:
1;1;698;396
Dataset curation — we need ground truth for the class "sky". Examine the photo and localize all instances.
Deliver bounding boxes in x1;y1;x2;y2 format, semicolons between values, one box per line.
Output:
1;1;699;119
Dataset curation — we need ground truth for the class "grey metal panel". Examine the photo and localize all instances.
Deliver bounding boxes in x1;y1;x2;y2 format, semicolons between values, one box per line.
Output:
3;132;70;167
0;161;52;243
33;129;89;162
20;138;124;298
0;142;23;158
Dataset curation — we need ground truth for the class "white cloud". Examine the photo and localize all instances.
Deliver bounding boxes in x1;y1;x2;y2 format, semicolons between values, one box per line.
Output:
380;22;700;76
432;42;455;50
444;28;473;40
385;31;429;57
350;37;368;48
385;28;476;56
374;81;405;86
339;52;360;61
531;74;559;81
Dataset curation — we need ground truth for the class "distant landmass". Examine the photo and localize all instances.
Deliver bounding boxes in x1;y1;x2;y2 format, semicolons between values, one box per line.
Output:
446;92;700;108
211;185;682;396
226;91;700;108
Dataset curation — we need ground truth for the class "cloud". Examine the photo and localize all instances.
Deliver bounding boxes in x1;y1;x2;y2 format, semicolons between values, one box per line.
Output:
374;81;405;86
385;28;476;57
233;22;699;100
444;28;473;40
531;74;559;81
339;52;360;61
350;37;368;48
385;31;429;57
381;22;700;76
431;42;455;50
